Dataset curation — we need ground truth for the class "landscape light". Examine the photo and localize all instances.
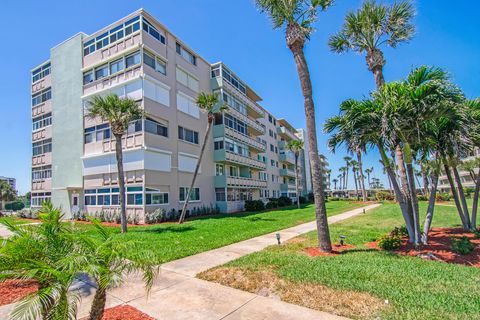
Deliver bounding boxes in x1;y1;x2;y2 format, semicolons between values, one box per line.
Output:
276;233;281;245
339;235;346;246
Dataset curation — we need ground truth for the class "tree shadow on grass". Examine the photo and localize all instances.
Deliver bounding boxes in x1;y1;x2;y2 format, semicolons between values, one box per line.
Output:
247;217;277;222
133;225;196;234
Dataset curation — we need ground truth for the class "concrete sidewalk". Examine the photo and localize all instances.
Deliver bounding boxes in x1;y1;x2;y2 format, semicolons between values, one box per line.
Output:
0;204;380;320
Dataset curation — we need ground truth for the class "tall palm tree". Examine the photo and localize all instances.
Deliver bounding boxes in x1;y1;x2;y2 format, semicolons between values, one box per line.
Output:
255;0;334;252
465;99;480;229
325;169;332;190
332;178;338;190
87;94;143;233
339;167;347;192
329;0;415;88
365;167;373;189
350;159;360;199
178;93;228;224
286;140;305;208
343;156;352;190
0;180;16;211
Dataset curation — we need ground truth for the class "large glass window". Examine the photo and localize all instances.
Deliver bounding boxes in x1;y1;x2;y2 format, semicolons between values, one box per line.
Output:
145;188;169;205
143;51;167;75
31;192;51;207
222;91;247;115
32;138;52;156
32;165;52;181
32;63;51;83
145;118;168;137
84;124;111;144
110;58;124;74
126;51;141;68
84;186;144;206
32;88;51;107
95;64;109;80
224;114;248;135
178;126;199;144
179;187;200;202
83;16;141;56
32;113;52;131
142;18;166;44
83;50;141;84
222;67;246;95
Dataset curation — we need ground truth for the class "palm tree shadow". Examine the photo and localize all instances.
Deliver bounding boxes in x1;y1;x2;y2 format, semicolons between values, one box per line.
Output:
247;217;277;222
136;225;196;234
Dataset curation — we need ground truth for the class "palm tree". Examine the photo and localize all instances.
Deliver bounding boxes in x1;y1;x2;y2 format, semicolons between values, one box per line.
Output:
80;221;159;320
286;140;305;208
325;169;332;190
343;156;352;190
339;167;347;192
0;180;16;211
365;167;373;189
255;0;334;252
0;203;85;320
464;99;480;229
332;178;338;190
86;94;143;233
178;92;228;224
350;160;360;199
329;0;415;88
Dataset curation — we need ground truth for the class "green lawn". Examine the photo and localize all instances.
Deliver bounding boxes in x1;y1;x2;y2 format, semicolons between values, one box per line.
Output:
72;201;366;264
209;203;480;319
0;216;36;225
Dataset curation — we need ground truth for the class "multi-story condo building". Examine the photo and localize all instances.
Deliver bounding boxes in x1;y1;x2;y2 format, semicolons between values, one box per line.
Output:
0;176;16;191
438;148;480;192
30;9;306;219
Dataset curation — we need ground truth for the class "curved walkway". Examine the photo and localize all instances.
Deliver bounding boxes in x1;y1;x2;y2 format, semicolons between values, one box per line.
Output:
0;204;381;320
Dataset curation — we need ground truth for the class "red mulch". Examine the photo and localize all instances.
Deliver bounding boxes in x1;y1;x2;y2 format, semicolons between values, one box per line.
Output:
305;244;357;257
102;305;154;320
0;280;38;306
368;228;480;267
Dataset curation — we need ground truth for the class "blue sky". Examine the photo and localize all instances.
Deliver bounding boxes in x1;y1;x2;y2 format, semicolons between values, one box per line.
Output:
0;0;478;194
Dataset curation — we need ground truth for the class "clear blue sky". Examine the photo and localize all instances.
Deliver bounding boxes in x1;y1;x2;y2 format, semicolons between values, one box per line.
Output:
0;0;478;194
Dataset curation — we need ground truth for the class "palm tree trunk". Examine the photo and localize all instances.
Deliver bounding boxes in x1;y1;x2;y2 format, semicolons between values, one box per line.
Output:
353;169;359;200
178;119;212;224
294;154;300;209
452;165;471;229
378;143;414;242
422;172;439;244
89;288;107;320
472;168;480;229
421;165;429;196
406;161;421;245
345;165;349;191
115;134;127;233
290;41;332;252
395;145;414;222
357;152;367;201
443;163;469;230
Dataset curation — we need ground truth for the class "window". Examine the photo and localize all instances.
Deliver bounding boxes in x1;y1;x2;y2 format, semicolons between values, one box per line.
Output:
229;166;239;177
110;58;124;74
95;64;109;80
84;124;111;144
178;126;199;144
32;165;52;180
224;114;248;135
222;91;247;115
215;188;226;201
224;138;250;157
31;192;51;207
177;92;199;118
126;51;141;68
214;139;224;150
222;67;246;95
145;118;168;137
83;71;94;84
179;187;200;202
211;65;221;78
270;144;274;152
32;113;52;131
32;63;51;83
83;16;141;56
32;88;51;106
176;43;196;65
268;115;273;123
145;188;169;205
32;138;52;156
143;51;167;75
84;187;144;206
127;120;143;134
142;18;166;44
176;67;199;92
215;164;224;176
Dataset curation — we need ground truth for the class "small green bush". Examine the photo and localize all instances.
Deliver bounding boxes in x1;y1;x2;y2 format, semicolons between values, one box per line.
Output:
378;234;402;250
244;200;265;212
417;195;428;201
436;193;452;201
265;201;278;209
390;226;409;238
277;196;292;207
451;236;475;255
473;229;480;239
376;191;394;201
299;196;307;204
5;201;25;211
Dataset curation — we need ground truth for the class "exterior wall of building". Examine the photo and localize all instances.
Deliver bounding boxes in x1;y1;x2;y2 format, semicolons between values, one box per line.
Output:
30;9;309;219
438;148;480;192
0;177;16;191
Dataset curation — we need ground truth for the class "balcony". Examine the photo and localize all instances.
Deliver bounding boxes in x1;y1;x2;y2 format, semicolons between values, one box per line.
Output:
280;182;296;192
214;150;266;170
83;66;141;97
226;107;265;135
213;125;266;152
277;126;298;141
279;153;295;165
279;168;296;178
215;175;267;189
222;80;264;119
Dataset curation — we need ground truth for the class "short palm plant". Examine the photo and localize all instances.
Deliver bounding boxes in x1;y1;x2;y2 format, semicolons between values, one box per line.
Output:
178;92;228;224
0;203;86;320
86;94;143;233
329;0;415;88
79;221;159;320
286;140;305;208
255;0;334;252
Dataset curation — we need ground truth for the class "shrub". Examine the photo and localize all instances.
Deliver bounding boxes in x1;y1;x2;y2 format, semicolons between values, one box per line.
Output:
376;191;394;201
378;234;402;250
299;196;307;204
329;197;340;201
17;208;39;219
307;192;314;202
244;200;265;212
265;201;278;209
436;193;452;202
390;226;409;238
473;229;480;239
277;196;292;207
417;195;428;201
5;201;25;211
451;236;475;255
73;211;88;221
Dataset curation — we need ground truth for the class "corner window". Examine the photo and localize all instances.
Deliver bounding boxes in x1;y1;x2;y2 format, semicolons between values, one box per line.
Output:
176;42;196;66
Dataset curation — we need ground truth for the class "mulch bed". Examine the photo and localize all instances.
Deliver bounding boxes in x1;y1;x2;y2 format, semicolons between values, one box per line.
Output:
102;305;154;320
367;228;480;267
0;280;38;306
305;244;357;257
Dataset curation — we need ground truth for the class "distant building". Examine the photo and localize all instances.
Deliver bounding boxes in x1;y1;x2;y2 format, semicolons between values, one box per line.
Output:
438;148;480;192
0;176;16;191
